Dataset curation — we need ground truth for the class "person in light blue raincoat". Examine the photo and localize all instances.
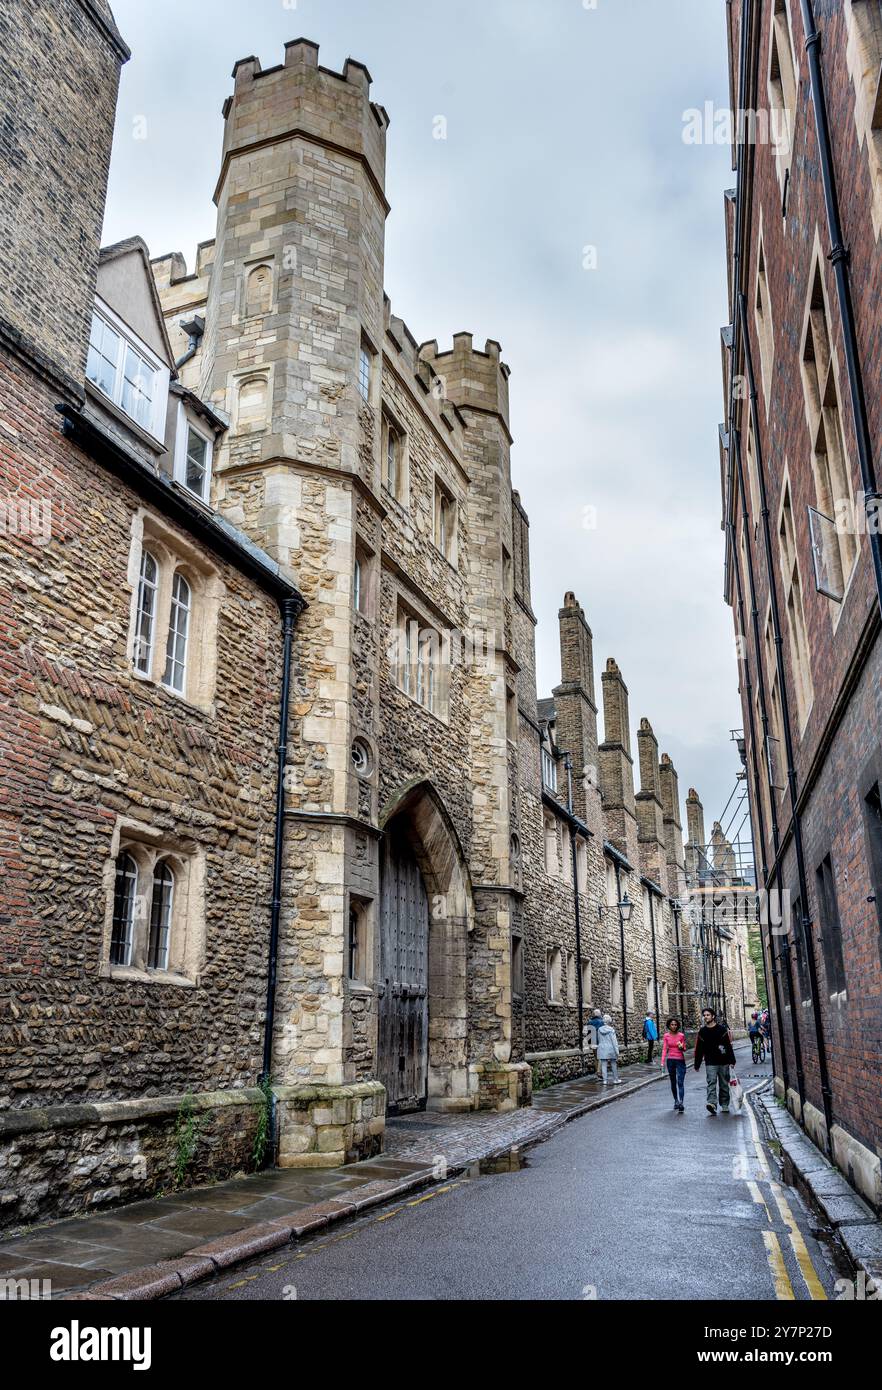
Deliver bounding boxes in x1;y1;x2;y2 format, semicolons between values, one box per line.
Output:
642;1012;659;1063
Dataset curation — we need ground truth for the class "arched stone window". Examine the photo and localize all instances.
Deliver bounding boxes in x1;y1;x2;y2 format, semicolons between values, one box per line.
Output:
245;263;272;316
134;549;158;675
163;570;191;694
148;860;175;971
110;853;138;966
236;374;269;432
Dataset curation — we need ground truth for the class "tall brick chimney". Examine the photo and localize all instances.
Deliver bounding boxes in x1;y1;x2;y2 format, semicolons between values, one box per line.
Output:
685;788;706;878
635;718;666;887
552;593;601;826
659;753;687;900
599;658;638;863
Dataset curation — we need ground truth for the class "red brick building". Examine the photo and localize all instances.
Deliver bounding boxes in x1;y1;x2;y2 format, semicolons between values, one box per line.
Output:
721;0;882;1210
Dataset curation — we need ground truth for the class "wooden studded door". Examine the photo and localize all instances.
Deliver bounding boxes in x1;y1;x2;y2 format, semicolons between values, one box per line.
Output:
378;825;429;1113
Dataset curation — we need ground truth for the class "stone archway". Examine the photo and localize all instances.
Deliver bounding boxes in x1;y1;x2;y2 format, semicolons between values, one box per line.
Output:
379;780;473;1111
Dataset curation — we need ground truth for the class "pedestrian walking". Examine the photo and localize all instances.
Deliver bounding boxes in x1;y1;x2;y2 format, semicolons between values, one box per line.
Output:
694;1007;736;1114
596;1014;622;1085
642;1011;658;1063
661;1016;687;1112
587;1007;604;1077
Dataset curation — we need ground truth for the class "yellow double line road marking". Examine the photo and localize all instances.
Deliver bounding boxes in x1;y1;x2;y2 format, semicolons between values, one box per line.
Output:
744;1082;827;1301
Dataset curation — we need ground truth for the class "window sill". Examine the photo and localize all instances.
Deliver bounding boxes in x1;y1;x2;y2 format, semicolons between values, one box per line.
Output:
382;485;411;514
85;382;167;453
430;542;459;574
130;667;215;719
394;684;449;727
546;998;564;1008
100;963;199;989
171;478;213;513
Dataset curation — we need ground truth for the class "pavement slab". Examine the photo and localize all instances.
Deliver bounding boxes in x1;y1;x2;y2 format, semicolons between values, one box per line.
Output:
0;1056;667;1299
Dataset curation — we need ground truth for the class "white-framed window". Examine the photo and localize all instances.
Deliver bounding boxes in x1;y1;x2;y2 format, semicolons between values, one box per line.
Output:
575;837;588;894
567;951;577;1007
383;415;407;502
547;947;562;1003
358;338;375;403
134;549;158;675
109;852;138;967
163;571;191;694
128;514;222;712
348;896;372;984
561;823;573;883
86;298;169;440
610;965;622;1008
544;813;558;877
174;405;213;502
353;539;376;619
434;479;457;562
511;933;524;997
581;958;592;1006
541;746;558;793
103;828;205;985
395;602;443;717
148;861;175;971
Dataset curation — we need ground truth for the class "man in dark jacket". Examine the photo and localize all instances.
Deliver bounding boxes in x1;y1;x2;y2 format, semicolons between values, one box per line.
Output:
694;1008;736;1114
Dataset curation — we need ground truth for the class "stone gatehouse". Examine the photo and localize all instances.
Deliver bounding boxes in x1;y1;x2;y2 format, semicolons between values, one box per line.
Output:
0;5;754;1229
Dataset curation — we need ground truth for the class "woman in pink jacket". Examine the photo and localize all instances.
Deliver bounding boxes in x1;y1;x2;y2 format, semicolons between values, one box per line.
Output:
661;1017;687;1113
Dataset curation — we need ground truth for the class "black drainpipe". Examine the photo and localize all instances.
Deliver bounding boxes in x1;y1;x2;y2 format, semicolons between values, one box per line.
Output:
648;887;660;1035
261;596;302;1089
614;861;628;1047
564;756;585;1056
800;0;882;624
739;289;833;1140
672;903;685;1020
175;315;205;372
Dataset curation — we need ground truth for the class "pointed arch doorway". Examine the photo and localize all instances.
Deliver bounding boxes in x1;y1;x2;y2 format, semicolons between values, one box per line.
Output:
378;823;429;1113
377;780;473;1115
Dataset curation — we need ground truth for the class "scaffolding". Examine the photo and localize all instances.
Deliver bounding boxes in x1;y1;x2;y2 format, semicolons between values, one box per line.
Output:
681;731;760;1022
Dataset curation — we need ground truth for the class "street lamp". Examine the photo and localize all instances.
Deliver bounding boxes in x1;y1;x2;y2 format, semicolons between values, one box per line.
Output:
619;893;633;923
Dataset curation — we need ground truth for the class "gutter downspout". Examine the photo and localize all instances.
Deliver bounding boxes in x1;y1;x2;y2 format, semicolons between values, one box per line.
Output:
672;902;685;1019
800;0;882;625
564;756;585;1056
614;860;628;1047
261;596;301;1107
175;315;205;372
648;889;660;1036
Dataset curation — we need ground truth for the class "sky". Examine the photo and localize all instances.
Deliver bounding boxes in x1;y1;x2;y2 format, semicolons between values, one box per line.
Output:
102;0;749;836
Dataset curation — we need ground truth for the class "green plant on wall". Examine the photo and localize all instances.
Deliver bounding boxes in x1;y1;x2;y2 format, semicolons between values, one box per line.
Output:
252;1074;274;1172
173;1093;202;1189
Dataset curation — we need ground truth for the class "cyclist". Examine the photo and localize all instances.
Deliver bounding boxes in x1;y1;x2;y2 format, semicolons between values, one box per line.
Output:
748;1012;764;1063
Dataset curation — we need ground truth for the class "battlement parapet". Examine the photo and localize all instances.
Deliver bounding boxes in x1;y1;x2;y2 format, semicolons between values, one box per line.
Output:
418;333;511;431
217;38;388;208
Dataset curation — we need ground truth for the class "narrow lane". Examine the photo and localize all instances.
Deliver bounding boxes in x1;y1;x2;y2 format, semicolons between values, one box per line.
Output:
177;1048;836;1302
